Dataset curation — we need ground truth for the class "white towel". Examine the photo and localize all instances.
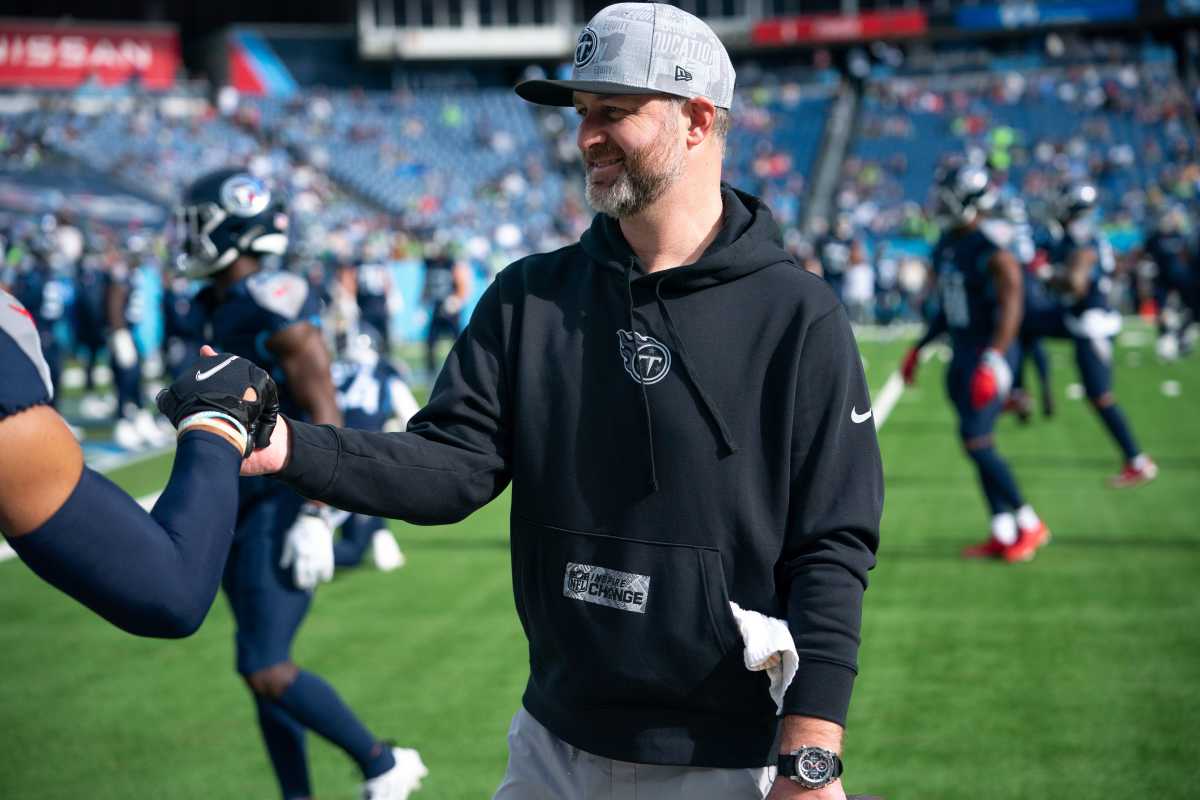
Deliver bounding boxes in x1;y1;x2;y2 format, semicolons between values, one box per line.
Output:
729;602;799;714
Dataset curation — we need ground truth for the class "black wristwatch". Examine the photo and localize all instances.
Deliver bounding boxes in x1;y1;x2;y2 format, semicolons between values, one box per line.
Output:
778;745;843;789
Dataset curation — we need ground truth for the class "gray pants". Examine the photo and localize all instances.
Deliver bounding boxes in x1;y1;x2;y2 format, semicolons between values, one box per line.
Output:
493;708;774;800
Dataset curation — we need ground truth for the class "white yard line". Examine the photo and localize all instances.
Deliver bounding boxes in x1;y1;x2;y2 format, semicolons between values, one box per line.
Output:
872;371;905;432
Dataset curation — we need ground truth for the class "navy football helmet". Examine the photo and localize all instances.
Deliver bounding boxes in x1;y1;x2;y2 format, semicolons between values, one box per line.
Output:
934;164;997;225
1055;182;1098;223
174;168;289;278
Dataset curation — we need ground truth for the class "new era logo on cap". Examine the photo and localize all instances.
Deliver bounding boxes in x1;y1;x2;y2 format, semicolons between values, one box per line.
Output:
514;2;735;110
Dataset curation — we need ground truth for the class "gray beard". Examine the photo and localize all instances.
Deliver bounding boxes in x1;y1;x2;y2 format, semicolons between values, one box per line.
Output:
584;133;685;219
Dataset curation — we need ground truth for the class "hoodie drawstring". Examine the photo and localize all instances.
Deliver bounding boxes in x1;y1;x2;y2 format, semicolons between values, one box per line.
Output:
654;280;740;456
626;258;660;493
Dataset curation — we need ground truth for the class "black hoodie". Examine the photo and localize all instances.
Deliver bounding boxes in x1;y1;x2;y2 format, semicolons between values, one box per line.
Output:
276;186;883;768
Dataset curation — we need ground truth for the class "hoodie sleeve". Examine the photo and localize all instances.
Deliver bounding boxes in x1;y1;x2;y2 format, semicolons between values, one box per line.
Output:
274;280;512;524
779;303;883;726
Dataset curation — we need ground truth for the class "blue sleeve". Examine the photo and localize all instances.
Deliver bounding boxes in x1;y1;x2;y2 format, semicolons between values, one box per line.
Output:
915;309;948;350
8;431;240;638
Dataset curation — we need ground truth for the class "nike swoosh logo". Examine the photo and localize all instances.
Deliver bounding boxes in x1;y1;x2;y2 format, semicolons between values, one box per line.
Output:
195;355;238;381
850;407;872;424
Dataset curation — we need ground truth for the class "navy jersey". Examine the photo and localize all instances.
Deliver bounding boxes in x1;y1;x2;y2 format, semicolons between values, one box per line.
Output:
1145;230;1193;288
355;263;391;319
423;256;458;317
0;290;53;418
930;225;1004;347
74;259;108;344
816;234;853;279
202;270;322;419
331;358;403;432
105;261;149;329
162;276;206;342
11;263;68;333
1046;226;1115;312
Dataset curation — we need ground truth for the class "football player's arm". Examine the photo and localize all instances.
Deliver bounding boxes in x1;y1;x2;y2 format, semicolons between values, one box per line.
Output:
267;320;342;428
105;272;137;370
0;406;246;638
777;303;882;793
987;248;1023;353
257;279;512;524
1064;246;1097;302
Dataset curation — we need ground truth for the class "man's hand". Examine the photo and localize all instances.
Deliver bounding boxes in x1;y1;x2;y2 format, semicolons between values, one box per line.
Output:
899;346;921;385
279;507;335;591
765;778;847;800
970;348;1012;410
193;345;291;474
156;348;279;457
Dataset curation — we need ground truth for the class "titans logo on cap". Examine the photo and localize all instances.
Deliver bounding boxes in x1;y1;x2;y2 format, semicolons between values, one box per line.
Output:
575;27;599;68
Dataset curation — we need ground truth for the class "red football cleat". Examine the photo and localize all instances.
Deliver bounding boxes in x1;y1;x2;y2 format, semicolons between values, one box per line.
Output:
1003;522;1051;563
1109;457;1158;489
963;536;1007;559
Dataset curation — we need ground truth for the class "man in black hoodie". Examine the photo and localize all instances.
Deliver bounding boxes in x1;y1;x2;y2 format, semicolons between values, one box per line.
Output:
225;4;882;798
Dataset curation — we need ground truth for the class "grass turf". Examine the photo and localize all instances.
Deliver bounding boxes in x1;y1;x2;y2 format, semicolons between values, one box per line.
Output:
1;323;1197;798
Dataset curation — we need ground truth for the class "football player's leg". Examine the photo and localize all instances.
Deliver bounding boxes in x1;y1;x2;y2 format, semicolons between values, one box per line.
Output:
110;328;142;418
1075;336;1140;462
1027;337;1053;416
226;492;314;799
949;360;1023;513
239;489;397;782
334;513;373;568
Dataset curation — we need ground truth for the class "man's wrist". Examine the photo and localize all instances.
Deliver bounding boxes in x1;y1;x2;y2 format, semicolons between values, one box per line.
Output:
778;715;843;754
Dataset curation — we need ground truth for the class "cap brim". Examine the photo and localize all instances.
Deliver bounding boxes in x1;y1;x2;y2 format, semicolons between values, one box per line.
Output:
515;79;664;107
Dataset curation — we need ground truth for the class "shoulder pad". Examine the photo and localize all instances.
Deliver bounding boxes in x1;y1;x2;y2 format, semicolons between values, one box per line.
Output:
978;219;1014;249
0;290;53;397
246;271;311;321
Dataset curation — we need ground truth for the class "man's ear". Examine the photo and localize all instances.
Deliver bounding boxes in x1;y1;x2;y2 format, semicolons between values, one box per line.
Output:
684;97;717;149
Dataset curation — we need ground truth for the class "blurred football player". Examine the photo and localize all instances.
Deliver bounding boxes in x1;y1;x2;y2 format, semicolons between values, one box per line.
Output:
815;214;859;303
355;239;398;354
74;244;111;409
177;169;426;800
420;239;470;375
330;323;420;572
1026;183;1156;487
9;237;68;404
1;287;276;637
161;264;206;381
904;165;1050;562
1005;195;1054;423
1142;205;1198;360
105;244;171;450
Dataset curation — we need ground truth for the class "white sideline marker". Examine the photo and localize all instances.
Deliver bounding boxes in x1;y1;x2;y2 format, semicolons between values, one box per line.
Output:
872;371;905;432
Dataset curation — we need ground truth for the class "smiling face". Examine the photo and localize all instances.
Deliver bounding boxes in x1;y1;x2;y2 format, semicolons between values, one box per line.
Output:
574;92;689;219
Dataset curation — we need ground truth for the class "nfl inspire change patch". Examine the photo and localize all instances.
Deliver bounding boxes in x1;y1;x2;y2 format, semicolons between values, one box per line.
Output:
563;562;650;614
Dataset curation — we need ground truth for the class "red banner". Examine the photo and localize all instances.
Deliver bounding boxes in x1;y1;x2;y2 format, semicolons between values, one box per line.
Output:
752;10;928;45
0;20;180;89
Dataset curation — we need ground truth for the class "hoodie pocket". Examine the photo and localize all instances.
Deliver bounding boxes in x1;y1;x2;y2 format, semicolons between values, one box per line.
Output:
513;515;751;711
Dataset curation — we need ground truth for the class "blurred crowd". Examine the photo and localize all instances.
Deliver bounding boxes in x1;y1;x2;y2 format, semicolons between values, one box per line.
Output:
1;40;1199;417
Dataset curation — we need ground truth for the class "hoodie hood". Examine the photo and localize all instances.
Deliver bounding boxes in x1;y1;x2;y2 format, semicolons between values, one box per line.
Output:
579;184;791;291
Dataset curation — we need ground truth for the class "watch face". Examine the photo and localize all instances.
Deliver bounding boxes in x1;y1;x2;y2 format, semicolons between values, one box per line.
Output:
797;747;835;784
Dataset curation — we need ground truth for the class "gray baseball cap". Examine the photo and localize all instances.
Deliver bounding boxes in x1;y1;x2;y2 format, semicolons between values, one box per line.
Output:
516;2;736;110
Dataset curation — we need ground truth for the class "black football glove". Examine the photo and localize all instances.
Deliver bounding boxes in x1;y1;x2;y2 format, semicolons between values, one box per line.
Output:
156;353;279;457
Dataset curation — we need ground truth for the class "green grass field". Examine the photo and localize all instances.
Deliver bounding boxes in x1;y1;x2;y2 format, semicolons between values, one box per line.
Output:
2;322;1198;799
